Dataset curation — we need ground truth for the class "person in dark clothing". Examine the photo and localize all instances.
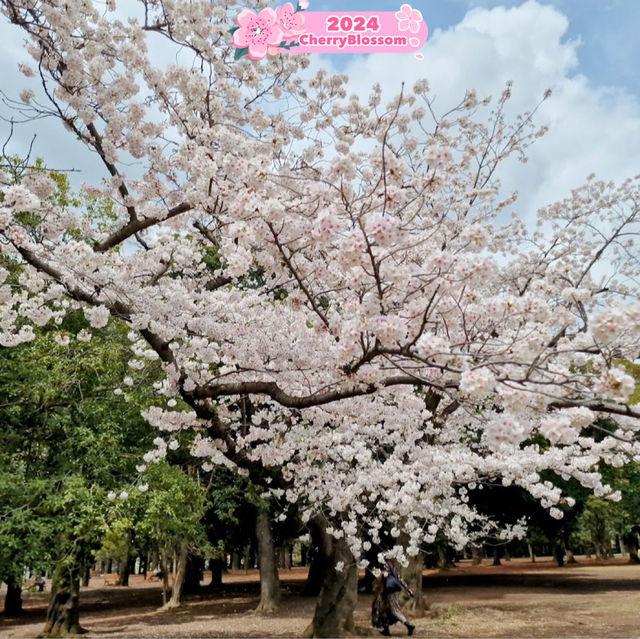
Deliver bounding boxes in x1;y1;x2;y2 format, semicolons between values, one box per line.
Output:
371;561;416;636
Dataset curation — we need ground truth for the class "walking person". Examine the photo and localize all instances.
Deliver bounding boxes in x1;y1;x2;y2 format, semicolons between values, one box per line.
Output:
371;560;416;636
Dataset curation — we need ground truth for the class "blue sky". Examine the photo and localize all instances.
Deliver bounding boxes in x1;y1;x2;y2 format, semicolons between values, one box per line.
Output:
1;0;639;220
313;0;640;100
308;0;640;221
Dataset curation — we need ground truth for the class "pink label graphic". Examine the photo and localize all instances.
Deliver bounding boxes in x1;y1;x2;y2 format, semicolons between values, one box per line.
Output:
230;3;428;60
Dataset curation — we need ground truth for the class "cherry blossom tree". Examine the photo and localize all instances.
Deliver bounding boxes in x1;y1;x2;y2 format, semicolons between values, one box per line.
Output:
1;0;640;635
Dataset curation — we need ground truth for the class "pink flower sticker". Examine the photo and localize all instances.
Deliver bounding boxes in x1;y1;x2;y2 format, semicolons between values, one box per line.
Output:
395;3;423;34
233;8;284;60
276;2;306;38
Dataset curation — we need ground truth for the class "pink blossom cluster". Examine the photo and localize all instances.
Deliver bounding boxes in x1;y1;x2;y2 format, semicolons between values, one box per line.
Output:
538;414;580;445
595;367;636;402
591;306;640;346
369;314;407;348
311;212;342;247
483;415;529;449
459;368;496;399
425;145;453;169
366;214;404;248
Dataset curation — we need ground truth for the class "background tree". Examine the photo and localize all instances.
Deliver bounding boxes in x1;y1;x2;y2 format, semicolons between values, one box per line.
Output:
132;461;212;608
0;313;157;635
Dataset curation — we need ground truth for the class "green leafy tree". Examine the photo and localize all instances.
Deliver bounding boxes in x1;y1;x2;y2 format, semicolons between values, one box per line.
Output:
0;318;156;634
129;461;212;608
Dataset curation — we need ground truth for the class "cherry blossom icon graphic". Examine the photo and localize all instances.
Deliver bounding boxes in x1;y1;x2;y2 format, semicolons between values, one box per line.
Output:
395;3;423;34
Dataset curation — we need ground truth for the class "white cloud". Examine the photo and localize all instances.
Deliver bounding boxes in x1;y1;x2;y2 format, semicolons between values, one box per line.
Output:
1;0;639;223
315;0;640;220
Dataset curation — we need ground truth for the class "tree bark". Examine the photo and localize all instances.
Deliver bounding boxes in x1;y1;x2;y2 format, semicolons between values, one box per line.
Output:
283;543;292;571
527;543;535;563
165;542;188;609
471;544;483;566
553;542;565;567
398;553;427;618
255;507;281;614
3;576;23;617
437;545;454;570
183;555;204;595
243;545;251;574
303;525;357;638
117;557;130;587
627;542;640;564
623;532;640;564
160;549;170;606
41;560;84;637
491;547;502;566
139;552;148;576
81;564;90;588
303;518;332;597
209;558;224;588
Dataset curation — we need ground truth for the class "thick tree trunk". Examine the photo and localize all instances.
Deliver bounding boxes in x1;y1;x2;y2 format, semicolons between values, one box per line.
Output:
303;527;357;638
627;542;640;564
255;507;281;614
623;533;640;564
117;558;130;587
183;555;204;595
303;518;332;597
243;546;251;574
81;564;90;588
41;561;84;637
491;547;502;566
359;567;375;595
527;543;536;563
437;545;454;570
209;558;224;588
283;543;292;571
3;577;23;617
231;552;241;571
399;553;427;618
165;542;188;609
471;544;483;566
553;543;565;567
139;552;148;576
160;549;170;606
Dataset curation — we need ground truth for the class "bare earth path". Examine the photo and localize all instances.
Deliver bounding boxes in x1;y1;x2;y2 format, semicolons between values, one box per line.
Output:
2;557;640;638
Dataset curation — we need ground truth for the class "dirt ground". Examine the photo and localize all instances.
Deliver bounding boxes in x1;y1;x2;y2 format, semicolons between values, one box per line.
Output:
2;557;640;638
